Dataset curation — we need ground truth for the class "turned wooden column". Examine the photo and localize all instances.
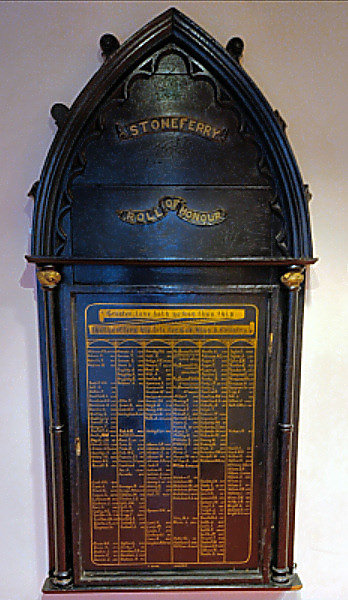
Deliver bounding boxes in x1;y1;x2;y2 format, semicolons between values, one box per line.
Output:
37;267;72;588
272;268;304;585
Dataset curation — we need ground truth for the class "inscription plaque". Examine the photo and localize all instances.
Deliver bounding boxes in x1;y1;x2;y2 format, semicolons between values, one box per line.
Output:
83;303;257;567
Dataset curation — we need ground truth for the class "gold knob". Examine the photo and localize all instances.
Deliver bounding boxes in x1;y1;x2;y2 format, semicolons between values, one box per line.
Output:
280;270;304;291
37;268;61;289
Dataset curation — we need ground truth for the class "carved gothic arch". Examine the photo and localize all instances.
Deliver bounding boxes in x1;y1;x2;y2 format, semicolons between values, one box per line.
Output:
31;7;313;260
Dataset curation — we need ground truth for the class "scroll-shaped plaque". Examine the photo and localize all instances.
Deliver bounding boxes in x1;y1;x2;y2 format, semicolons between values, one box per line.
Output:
27;8;316;593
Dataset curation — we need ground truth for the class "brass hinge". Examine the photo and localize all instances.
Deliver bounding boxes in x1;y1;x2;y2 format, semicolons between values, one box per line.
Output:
75;437;81;457
268;332;274;356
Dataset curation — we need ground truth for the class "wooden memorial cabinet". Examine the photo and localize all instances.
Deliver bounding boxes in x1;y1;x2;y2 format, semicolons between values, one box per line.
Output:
27;8;316;593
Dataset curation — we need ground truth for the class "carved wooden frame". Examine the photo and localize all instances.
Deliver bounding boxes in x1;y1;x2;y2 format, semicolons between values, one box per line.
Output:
27;8;316;593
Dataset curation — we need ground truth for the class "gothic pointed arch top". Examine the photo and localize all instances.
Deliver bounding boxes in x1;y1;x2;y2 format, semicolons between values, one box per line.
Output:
30;7;314;262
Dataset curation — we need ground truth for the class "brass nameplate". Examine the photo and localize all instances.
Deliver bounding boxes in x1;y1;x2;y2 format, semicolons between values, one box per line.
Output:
116;116;228;142
116;196;227;226
85;303;258;568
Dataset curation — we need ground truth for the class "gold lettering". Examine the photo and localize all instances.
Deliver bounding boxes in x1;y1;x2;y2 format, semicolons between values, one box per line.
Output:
138;120;149;133
161;117;171;130
129;124;139;136
154;207;164;218
150;119;160;130
118;118;227;142
164;198;174;210
179;117;188;130
116;124;127;140
164;197;180;210
97;307;246;321
145;211;158;222
190;211;201;223
127;211;136;223
212;127;221;139
178;205;187;218
117;199;226;227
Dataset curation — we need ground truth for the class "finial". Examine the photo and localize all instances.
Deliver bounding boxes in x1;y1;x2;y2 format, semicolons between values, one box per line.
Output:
50;103;69;129
274;109;287;132
100;33;120;59
303;184;313;203
28;180;39;200
226;37;244;62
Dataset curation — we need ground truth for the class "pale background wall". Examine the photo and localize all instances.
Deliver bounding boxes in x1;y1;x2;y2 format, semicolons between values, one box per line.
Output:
0;2;347;600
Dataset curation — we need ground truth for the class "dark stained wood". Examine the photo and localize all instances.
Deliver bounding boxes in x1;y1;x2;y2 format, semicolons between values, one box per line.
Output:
226;37;244;63
99;33;120;59
31;8;314;260
27;7;316;593
26;256;317;266
272;285;302;584
41;287;72;587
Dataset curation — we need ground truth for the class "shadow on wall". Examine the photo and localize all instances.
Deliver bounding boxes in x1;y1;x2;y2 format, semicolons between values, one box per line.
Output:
21;197;37;294
19;197;47;594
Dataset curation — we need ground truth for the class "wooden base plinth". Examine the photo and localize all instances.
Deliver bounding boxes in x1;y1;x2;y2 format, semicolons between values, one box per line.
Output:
43;573;302;593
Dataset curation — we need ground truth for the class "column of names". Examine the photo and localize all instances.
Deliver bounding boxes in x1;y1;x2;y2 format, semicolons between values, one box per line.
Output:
85;306;257;568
